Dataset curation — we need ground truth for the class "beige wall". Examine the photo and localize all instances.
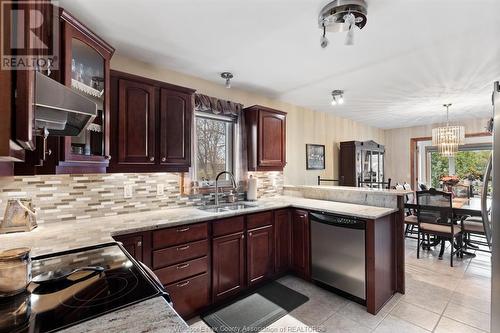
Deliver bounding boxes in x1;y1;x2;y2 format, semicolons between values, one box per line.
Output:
111;55;385;186
384;118;490;185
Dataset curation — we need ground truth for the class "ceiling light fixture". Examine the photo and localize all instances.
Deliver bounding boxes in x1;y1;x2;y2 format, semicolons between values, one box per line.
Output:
221;72;233;89
431;104;465;157
331;90;344;106
318;0;367;47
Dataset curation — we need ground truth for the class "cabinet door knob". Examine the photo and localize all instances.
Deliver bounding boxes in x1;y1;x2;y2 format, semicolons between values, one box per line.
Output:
177;227;190;232
149;156;155;162
137;241;142;247
161;157;166;162
241;234;244;239
177;245;190;251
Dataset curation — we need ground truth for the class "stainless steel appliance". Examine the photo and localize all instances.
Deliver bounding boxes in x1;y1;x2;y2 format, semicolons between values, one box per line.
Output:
0;242;170;333
34;71;97;137
310;211;366;302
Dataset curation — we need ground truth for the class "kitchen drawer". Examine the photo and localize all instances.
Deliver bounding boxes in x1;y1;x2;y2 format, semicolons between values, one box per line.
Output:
154;256;208;285
165;272;210;318
153;239;208;269
247;211;273;230
153;222;208;249
212;216;245;237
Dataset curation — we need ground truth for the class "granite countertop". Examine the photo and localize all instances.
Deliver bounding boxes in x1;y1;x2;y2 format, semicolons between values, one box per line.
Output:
284;185;413;196
0;195;397;256
0;195;397;333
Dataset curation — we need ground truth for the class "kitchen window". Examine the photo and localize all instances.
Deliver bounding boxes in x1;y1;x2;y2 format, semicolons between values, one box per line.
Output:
194;112;235;184
417;139;492;196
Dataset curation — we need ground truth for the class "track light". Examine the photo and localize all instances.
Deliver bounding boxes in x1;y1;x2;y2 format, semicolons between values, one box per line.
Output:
344;13;356;45
320;24;329;48
331;90;344;106
318;0;367;48
221;72;233;89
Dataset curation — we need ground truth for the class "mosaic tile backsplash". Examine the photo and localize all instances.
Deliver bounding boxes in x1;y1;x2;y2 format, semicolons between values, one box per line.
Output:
0;171;283;224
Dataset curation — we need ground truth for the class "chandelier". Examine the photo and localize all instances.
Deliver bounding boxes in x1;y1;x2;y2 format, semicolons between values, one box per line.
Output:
431;104;465;157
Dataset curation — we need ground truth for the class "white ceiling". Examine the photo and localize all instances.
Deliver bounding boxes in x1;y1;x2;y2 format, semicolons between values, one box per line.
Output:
58;0;500;129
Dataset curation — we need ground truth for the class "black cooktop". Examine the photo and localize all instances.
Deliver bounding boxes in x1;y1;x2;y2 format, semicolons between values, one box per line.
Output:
0;242;167;333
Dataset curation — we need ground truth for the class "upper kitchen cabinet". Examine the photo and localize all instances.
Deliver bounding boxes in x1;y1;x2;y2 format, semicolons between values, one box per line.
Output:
14;8;115;175
1;0;58;167
244;105;287;171
58;9;114;173
109;71;194;173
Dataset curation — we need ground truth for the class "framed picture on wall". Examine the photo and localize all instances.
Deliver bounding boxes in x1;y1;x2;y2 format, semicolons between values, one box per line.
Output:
306;144;325;170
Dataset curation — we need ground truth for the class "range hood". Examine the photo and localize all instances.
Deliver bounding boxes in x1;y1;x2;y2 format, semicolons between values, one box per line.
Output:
34;71;97;136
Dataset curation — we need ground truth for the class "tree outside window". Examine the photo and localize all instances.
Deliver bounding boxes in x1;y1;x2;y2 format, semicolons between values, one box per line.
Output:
195;115;233;182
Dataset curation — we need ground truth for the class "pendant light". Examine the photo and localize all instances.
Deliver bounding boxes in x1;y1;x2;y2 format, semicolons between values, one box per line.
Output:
431;104;465;157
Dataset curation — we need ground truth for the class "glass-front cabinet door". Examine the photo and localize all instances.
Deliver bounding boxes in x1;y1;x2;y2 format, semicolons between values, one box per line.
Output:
60;10;114;172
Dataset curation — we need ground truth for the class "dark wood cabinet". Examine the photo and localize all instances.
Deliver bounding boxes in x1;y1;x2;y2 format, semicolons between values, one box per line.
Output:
339;140;386;188
117;79;156;164
14;7;115;175
115;233;144;262
109;71;194;173
244;105;286;171
291;209;310;280
159;88;192;167
274;209;292;275
247;225;274;286
212;232;246;302
165;273;210;318
114;231;152;268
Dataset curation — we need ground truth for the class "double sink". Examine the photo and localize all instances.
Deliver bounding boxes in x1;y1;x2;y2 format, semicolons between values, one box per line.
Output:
197;202;257;213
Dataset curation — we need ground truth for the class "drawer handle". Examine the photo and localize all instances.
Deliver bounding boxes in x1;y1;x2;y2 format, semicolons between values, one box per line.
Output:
177;227;190;232
177;263;190;270
177;280;190;287
177;245;190;251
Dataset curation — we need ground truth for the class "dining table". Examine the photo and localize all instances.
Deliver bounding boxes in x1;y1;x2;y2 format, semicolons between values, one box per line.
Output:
404;196;491;258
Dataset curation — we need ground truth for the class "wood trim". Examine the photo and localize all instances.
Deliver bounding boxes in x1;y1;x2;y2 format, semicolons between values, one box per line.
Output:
244;104;287;115
366;214;396;315
110;70;196;94
59;8;115;55
410;132;492;190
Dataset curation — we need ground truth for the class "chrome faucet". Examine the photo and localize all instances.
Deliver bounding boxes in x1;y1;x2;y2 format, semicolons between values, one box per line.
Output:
215;171;238;206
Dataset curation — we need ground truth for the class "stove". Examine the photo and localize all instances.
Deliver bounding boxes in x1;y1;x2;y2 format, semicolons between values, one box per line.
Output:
0;242;170;333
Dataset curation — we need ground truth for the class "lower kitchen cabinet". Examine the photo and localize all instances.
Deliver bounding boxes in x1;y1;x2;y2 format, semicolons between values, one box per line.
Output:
291;209;311;280
165;272;210;318
114;231;152;268
212;232;246;302
274;209;292;275
247;224;274;286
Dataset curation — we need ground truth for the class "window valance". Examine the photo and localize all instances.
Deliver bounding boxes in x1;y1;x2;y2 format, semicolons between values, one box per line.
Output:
194;93;243;118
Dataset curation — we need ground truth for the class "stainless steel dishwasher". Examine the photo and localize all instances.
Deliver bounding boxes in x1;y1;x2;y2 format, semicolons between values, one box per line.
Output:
310;211;366;302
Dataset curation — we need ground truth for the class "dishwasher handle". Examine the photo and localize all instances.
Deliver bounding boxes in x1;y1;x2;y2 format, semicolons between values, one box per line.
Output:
310;212;365;230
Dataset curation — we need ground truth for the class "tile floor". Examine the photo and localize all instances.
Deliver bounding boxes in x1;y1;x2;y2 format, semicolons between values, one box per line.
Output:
188;238;492;332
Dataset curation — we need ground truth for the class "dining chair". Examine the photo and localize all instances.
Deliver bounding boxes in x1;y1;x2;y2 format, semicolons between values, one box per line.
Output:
416;188;464;267
401;183;418;239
